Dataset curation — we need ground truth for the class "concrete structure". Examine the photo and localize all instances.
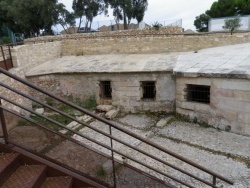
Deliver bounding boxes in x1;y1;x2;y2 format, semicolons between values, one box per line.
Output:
26;54;177;113
2;31;250;136
22;43;250;136
209;15;250;32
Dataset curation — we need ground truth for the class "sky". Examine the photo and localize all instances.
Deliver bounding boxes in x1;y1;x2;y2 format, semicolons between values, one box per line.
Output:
57;0;216;31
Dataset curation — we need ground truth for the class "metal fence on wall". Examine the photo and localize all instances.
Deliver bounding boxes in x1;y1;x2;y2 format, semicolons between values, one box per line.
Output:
59;19;182;34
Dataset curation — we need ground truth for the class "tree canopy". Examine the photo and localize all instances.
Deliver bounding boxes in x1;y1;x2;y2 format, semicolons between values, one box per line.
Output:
72;0;108;31
107;0;148;29
0;0;60;37
0;0;149;37
194;0;250;32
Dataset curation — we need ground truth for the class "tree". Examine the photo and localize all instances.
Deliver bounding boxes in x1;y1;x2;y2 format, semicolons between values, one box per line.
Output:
56;3;76;34
72;0;107;31
194;13;210;32
0;0;60;37
223;16;242;35
107;0;148;30
193;0;250;32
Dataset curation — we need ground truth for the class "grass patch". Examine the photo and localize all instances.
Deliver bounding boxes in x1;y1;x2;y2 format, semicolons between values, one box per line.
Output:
30;114;71;131
96;165;106;178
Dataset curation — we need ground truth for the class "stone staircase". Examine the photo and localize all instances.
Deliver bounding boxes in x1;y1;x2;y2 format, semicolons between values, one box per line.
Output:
0;143;108;188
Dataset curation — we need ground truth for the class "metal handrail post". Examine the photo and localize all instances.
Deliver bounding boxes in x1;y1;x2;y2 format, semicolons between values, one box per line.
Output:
8;45;13;69
0;46;7;70
0;99;9;144
109;125;116;188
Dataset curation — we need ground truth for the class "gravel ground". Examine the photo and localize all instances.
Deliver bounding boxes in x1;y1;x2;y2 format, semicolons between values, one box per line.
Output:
8;113;250;188
158;121;250;159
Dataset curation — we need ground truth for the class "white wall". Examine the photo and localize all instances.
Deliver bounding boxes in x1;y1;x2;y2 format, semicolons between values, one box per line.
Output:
209;15;250;32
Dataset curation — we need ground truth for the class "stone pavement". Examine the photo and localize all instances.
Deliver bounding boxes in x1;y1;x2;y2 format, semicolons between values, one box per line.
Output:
71;113;250;188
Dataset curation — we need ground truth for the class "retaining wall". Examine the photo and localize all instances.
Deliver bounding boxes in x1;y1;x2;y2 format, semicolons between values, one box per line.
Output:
176;77;250;136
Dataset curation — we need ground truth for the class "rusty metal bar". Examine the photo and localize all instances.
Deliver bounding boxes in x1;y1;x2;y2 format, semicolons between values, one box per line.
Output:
0;67;234;186
0;82;219;187
1;104;192;187
0;99;8;144
109;125;116;188
0;46;7;70
213;176;217;186
8;46;13;69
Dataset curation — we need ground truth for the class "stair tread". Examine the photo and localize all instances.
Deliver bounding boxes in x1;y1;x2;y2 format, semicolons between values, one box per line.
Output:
1;165;46;188
41;176;73;188
0;153;19;172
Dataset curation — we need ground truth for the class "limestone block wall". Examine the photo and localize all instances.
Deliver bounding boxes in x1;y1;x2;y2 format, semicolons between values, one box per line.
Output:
27;72;176;113
176;77;250;136
0;69;32;132
11;41;62;72
61;32;250;55
23;31;250;55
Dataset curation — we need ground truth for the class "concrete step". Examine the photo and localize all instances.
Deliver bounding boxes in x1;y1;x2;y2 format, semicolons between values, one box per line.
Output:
2;165;46;187
41;176;73;188
0;153;20;186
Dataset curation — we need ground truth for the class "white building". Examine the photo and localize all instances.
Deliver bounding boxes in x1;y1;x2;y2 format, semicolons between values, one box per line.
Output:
208;15;250;32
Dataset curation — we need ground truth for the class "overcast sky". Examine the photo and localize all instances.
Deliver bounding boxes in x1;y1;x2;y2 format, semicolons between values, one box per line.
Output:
57;0;216;31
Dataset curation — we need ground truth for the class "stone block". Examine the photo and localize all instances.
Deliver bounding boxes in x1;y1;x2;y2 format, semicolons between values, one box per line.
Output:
245;124;250;136
181;101;195;110
238;113;250;124
156;117;172;128
35;108;44;114
214;79;250;91
194;103;210;113
96;105;114;112
105;109;119;119
231;121;245;135
234;91;250;101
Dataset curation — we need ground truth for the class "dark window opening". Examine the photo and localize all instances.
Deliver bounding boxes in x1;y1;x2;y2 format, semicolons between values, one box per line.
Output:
100;81;112;99
141;81;156;100
187;84;210;104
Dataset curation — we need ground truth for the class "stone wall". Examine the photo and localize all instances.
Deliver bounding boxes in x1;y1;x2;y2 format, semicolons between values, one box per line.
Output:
11;41;62;72
176;77;250;136
24;31;250;55
61;32;250;55
24;27;183;43
0;69;32;133
27;72;176;113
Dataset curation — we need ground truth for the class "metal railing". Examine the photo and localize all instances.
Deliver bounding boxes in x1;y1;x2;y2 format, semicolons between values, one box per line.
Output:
0;45;13;71
0;67;234;188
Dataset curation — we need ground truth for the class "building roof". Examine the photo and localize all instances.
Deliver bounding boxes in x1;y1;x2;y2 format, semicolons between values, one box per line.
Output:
26;54;177;77
26;43;250;79
174;43;250;79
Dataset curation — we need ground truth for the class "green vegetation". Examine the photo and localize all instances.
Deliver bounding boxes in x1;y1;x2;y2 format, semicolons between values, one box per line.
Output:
20;96;97;133
223;16;242;35
95;165;107;178
194;0;250;32
152;22;163;31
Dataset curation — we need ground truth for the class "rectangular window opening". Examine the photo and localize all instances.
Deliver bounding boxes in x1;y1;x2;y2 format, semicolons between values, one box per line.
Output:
141;81;156;100
100;81;112;99
187;84;210;104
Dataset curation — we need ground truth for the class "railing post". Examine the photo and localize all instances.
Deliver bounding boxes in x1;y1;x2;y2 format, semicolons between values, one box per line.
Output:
8;45;13;69
0;46;7;70
0;99;9;144
109;125;116;188
213;175;216;186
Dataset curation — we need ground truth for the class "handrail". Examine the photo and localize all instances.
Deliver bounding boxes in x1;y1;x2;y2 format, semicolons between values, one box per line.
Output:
0;45;13;70
0;67;234;187
0;83;218;187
